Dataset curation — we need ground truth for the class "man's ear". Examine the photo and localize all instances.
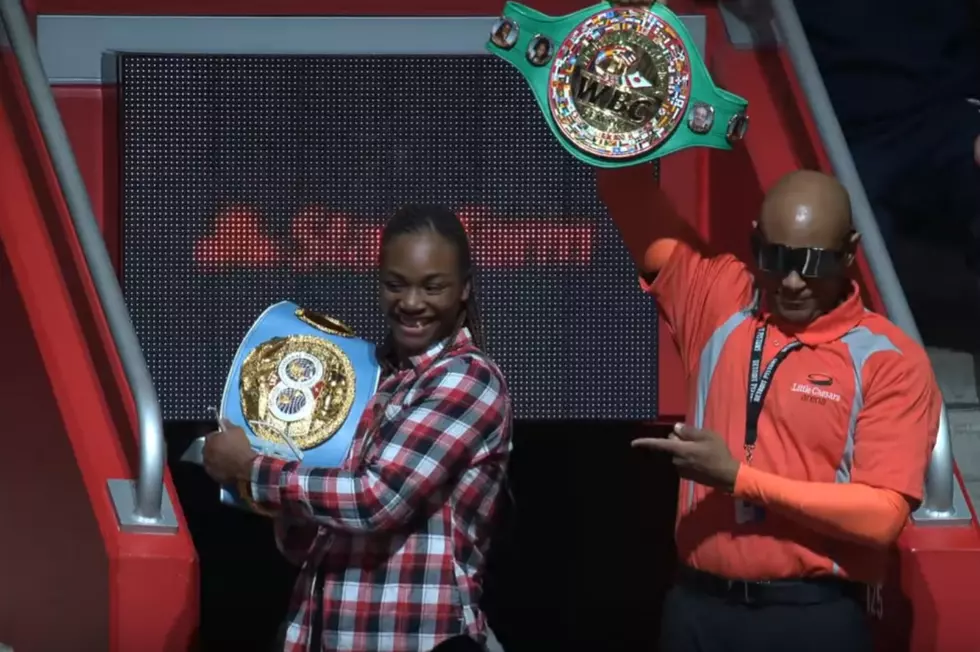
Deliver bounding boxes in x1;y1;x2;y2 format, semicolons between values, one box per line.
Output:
844;230;861;267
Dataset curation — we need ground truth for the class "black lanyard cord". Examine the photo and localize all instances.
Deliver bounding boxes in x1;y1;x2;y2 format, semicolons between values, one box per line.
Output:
745;325;802;463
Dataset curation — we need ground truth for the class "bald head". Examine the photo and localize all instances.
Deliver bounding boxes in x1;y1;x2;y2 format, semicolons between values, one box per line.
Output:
753;171;860;324
759;170;853;249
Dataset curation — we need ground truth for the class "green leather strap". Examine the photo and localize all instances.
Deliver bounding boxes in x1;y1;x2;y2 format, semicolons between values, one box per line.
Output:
486;2;749;167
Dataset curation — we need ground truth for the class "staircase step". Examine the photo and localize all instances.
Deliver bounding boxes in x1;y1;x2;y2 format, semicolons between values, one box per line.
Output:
927;347;978;406
949;409;980;481
948;407;980;510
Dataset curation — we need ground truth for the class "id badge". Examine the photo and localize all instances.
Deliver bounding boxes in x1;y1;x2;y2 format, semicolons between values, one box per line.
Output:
735;499;765;524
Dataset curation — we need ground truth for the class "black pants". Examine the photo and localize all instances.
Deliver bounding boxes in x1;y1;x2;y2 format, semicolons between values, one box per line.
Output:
430;636;485;652
660;578;873;652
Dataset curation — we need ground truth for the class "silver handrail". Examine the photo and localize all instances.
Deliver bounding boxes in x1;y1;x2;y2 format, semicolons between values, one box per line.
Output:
771;0;970;524
0;0;177;533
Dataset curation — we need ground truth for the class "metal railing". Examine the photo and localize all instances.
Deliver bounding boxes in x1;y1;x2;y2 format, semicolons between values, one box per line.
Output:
770;0;971;524
0;0;177;534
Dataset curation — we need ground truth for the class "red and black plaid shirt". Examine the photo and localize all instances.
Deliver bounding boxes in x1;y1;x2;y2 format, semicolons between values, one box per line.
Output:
249;328;512;652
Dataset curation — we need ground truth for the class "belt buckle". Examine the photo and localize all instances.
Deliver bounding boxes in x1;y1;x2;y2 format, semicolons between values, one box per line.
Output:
727;579;758;604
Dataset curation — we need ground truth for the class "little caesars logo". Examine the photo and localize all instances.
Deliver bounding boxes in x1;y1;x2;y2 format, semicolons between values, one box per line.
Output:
548;7;692;159
791;374;841;405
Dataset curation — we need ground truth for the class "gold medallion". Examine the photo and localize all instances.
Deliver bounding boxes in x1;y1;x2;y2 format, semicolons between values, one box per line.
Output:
238;334;356;450
548;7;693;159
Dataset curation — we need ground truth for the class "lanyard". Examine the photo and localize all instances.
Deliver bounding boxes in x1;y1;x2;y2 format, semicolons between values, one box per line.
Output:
745;325;802;463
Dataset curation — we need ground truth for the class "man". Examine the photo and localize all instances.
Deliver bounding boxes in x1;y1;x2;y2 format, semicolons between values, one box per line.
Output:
597;164;941;651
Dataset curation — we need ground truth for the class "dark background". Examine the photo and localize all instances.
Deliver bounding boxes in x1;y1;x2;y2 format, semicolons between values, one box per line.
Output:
165;420;679;652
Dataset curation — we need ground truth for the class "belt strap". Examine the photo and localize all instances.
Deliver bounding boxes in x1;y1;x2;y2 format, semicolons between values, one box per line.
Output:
676;566;862;606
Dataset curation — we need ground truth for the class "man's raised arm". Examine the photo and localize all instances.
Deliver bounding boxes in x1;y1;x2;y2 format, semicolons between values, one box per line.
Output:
595;164;710;280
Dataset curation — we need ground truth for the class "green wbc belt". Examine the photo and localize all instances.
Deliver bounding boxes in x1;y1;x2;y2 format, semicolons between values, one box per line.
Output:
486;2;749;167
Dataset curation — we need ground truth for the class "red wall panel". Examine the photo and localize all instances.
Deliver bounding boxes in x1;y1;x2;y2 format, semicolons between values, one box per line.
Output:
28;0;696;16
0;249;111;652
54;85;120;269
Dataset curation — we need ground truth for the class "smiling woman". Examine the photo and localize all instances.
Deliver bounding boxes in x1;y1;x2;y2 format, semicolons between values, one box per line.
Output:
201;203;513;652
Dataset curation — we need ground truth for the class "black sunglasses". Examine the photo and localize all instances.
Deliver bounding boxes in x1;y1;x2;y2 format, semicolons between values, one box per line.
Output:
751;230;852;279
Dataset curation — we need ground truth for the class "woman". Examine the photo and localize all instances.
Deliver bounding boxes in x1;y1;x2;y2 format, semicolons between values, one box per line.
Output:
203;204;513;652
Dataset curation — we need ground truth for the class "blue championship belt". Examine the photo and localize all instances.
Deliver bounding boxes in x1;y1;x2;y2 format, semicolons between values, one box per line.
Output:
214;301;380;511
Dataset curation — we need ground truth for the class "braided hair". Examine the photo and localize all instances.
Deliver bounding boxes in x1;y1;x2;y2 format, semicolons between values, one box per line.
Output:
378;204;485;367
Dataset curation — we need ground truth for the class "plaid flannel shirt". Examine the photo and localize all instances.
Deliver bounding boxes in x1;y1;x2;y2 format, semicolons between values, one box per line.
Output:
249;328;512;652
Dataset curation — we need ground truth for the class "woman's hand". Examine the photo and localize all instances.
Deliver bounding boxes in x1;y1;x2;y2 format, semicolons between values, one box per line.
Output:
202;418;259;484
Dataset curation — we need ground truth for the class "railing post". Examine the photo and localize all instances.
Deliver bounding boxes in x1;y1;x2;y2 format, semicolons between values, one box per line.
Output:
768;0;971;525
0;0;177;533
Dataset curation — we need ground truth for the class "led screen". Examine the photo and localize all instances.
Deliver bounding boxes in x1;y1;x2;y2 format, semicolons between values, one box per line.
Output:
119;54;659;420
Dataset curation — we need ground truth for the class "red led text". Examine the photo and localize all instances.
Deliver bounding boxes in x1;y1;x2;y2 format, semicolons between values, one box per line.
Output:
194;205;596;272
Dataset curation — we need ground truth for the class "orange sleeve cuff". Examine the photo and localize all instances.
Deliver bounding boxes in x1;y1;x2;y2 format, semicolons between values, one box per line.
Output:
734;464;911;547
